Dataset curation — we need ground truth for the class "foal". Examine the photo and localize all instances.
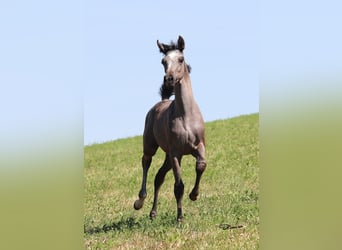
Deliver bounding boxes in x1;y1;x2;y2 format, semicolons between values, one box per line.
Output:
134;36;206;222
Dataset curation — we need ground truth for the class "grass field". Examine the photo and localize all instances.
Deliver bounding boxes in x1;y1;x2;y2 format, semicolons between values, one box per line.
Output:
84;113;259;249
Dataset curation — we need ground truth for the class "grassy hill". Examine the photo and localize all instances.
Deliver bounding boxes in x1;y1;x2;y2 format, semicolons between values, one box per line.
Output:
84;113;259;249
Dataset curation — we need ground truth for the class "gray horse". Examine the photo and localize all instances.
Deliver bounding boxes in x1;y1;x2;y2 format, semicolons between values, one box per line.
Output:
134;36;206;222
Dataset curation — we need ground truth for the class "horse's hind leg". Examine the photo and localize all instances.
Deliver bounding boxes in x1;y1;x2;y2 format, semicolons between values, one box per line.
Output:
150;154;172;219
189;142;206;201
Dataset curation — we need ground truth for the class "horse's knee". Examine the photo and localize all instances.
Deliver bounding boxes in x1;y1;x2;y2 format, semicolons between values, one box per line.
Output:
196;160;206;173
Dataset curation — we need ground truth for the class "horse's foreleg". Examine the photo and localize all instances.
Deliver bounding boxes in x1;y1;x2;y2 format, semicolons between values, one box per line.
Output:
172;155;184;222
134;155;152;210
189;143;206;201
150;155;171;219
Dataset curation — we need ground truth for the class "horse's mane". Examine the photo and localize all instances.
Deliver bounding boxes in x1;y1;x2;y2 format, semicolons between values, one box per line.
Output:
159;83;174;100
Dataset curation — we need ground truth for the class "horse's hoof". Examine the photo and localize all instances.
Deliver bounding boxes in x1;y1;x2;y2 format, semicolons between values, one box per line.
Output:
134;199;143;210
189;192;198;201
150;210;157;219
177;216;183;223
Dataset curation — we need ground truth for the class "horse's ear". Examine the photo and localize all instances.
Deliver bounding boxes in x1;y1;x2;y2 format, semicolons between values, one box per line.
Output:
177;36;185;51
157;40;166;54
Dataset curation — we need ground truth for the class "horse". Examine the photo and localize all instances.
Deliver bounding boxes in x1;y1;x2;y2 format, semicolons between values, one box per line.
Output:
134;36;206;222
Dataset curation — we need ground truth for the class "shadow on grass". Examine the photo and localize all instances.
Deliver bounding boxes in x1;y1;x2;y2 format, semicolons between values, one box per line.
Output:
84;213;178;235
85;217;142;234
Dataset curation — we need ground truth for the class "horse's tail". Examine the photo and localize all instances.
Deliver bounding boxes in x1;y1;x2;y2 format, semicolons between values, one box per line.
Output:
159;83;174;100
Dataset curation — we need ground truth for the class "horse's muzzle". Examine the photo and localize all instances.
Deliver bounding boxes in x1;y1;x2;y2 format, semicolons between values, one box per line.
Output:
164;75;174;83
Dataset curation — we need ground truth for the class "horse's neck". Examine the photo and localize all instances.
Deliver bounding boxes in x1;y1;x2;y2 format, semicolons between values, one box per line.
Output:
174;74;196;116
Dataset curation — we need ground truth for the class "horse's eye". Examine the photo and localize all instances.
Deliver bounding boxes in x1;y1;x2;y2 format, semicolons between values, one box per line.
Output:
161;59;166;65
178;57;184;63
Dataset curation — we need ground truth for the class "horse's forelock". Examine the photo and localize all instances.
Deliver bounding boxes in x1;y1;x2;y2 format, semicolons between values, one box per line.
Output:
159;41;183;55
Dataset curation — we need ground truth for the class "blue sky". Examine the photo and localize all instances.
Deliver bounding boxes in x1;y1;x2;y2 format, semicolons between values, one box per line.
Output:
3;1;340;147
84;1;258;144
0;1;258;146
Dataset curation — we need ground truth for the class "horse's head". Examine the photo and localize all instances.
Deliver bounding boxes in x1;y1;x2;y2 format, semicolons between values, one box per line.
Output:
157;36;190;87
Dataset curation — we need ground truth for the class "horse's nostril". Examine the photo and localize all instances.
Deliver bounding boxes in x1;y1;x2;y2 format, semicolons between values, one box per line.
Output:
166;76;173;82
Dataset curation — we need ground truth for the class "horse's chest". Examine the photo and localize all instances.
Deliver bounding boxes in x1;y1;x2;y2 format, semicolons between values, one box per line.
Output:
170;119;200;147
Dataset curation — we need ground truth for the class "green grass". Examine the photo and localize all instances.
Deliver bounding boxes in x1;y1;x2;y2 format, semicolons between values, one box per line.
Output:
84;113;259;249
